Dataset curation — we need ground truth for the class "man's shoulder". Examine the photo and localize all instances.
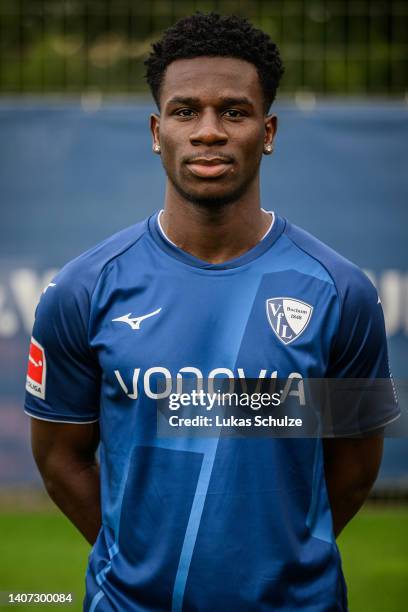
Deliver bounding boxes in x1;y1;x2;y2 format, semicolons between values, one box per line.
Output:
283;219;377;306
49;217;150;299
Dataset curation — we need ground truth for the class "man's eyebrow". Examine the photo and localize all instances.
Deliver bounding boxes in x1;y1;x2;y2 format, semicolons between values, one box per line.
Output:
218;96;254;107
165;96;254;107
166;96;201;107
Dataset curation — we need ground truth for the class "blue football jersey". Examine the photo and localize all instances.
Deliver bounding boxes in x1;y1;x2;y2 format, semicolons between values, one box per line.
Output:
24;211;399;611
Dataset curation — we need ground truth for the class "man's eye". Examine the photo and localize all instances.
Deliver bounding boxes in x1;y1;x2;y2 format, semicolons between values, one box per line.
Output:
175;109;195;117
223;109;245;118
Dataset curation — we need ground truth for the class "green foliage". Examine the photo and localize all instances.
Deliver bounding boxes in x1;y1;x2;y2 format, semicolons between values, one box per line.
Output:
0;1;406;94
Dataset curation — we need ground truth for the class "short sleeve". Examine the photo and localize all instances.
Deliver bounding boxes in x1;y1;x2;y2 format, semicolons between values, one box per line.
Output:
24;273;101;423
326;268;399;433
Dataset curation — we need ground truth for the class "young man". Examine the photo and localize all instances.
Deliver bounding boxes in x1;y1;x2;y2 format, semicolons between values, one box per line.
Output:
25;13;398;612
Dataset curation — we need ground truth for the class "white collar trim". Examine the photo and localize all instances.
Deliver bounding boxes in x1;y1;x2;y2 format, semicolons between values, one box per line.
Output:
157;208;275;247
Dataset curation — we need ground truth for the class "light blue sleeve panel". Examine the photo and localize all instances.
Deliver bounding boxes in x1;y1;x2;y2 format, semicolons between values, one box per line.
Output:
24;220;148;423
285;221;399;431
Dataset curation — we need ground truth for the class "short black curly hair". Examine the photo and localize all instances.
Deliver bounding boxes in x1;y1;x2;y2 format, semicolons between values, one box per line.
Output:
144;12;284;113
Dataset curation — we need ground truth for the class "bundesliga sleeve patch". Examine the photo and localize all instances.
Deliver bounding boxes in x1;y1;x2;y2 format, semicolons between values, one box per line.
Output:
26;337;46;400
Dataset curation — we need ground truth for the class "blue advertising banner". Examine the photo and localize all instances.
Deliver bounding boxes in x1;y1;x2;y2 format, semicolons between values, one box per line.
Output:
0;100;407;486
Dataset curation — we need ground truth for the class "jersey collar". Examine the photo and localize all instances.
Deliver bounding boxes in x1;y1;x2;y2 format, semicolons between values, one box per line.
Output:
148;209;286;270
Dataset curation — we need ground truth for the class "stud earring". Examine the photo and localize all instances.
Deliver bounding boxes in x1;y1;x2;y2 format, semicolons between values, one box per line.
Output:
264;144;273;154
153;143;161;153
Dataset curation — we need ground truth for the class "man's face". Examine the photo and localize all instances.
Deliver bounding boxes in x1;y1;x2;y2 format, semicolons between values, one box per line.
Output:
150;56;276;207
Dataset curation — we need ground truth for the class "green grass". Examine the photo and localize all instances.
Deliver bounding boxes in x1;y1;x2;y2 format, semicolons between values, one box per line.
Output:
338;507;408;612
0;504;407;611
0;510;90;611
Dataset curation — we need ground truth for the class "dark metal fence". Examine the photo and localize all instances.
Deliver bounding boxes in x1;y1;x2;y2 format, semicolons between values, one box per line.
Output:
0;0;406;95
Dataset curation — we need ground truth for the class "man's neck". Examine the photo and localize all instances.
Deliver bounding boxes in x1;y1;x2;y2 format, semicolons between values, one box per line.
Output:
160;184;272;264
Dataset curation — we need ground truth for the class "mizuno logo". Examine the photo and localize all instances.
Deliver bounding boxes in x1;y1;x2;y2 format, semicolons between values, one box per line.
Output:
112;308;162;330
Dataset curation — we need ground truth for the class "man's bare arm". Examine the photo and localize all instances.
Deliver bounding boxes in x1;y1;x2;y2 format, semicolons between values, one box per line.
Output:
30;418;101;545
323;435;384;538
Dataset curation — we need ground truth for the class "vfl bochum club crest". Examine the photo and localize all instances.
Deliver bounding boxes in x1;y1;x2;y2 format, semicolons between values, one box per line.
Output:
266;298;313;345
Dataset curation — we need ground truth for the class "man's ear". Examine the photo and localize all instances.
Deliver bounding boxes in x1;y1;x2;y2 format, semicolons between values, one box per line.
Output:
264;114;278;149
150;113;161;152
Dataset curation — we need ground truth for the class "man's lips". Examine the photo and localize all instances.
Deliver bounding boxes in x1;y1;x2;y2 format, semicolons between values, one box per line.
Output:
185;157;233;178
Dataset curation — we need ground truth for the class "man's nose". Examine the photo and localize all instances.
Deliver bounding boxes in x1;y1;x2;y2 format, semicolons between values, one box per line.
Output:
189;110;228;146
